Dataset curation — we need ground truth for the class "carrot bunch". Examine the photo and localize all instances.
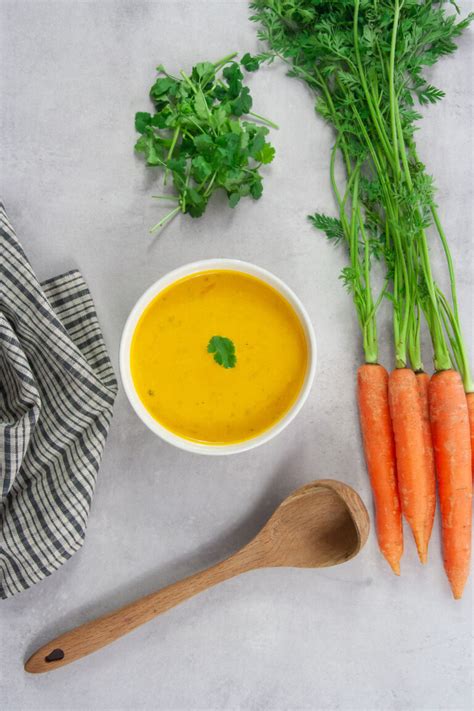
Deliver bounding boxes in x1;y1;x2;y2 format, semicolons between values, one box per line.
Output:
251;0;473;597
351;9;473;597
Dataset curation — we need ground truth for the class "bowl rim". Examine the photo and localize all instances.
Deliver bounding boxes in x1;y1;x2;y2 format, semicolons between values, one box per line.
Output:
119;258;317;455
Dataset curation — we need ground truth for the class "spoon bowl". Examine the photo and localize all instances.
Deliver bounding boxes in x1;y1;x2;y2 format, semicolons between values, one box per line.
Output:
25;479;369;674
257;480;369;569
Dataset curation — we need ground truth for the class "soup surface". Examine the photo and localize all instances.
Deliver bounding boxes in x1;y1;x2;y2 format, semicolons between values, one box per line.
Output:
130;270;308;444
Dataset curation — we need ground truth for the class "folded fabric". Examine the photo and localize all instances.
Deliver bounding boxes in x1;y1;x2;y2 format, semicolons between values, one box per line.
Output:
0;203;117;599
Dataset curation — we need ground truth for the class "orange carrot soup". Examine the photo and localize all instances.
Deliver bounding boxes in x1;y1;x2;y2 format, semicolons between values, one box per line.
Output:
130;270;308;444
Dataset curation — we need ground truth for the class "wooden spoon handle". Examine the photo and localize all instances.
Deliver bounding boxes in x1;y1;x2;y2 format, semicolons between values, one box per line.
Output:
25;548;257;674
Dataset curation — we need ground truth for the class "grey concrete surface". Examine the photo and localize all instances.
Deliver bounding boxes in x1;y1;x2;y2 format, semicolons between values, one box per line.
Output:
0;1;472;710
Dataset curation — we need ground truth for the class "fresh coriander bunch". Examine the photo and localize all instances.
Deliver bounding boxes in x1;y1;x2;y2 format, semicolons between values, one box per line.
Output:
135;52;277;232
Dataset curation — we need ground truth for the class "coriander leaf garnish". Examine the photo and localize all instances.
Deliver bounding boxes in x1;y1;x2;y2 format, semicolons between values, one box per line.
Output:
207;336;236;369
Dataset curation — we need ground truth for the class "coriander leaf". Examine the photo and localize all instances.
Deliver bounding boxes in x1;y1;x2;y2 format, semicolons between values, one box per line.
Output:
192;61;215;85
221;168;247;191
213;84;229;102
216;133;241;166
255;143;275;164
223;62;243;98
193;134;214;155
185;188;206;217
151;113;167;128
228;192;241;208
134;132;163;166
241;53;261;72
135;112;152;134
168;157;187;191
191;155;212;182
210;106;228;131
249;130;267;158
167;157;186;177
207;336;237;369
229;119;241;135
240;129;250;151
150;77;177;101
250;176;263;199
194;91;209;119
230;87;253;116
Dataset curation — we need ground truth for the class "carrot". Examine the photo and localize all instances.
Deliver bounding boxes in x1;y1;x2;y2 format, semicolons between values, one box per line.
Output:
466;392;474;479
429;370;472;599
388;368;434;563
358;364;403;575
416;372;436;548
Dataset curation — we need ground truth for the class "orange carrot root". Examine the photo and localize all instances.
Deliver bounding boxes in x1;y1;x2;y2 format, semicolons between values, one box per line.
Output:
358;364;403;575
389;369;434;564
429;370;472;600
466;392;474;480
416;372;436;550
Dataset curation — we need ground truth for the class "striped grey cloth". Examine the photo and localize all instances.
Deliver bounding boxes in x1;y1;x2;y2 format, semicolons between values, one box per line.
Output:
0;203;117;599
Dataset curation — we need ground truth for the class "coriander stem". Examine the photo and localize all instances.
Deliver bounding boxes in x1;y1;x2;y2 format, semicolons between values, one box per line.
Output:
247;111;279;129
163;125;180;186
213;52;238;70
180;70;197;94
203;170;217;197
186;116;206;134
181;163;192;213
149;206;181;233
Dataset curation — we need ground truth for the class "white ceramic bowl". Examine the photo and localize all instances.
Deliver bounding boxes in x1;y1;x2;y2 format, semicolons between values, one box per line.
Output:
120;259;316;455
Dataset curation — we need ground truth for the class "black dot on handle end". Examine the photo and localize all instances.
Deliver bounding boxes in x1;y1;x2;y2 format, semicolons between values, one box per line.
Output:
45;648;65;663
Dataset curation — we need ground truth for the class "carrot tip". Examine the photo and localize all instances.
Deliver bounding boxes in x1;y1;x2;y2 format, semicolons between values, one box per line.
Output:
413;533;428;566
388;560;401;576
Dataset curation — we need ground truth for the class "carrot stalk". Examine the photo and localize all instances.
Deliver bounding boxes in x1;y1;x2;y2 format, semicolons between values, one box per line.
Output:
429;370;472;599
358;364;403;574
416;372;436;547
466;392;474;480
388;368;434;563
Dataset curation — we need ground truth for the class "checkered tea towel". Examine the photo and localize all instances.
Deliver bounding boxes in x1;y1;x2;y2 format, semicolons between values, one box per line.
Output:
0;203;117;599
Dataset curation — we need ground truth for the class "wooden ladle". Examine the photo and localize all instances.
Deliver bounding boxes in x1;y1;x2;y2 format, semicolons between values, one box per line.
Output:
25;479;369;674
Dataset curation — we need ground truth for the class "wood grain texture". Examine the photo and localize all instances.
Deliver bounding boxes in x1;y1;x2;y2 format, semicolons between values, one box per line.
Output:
25;479;369;674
